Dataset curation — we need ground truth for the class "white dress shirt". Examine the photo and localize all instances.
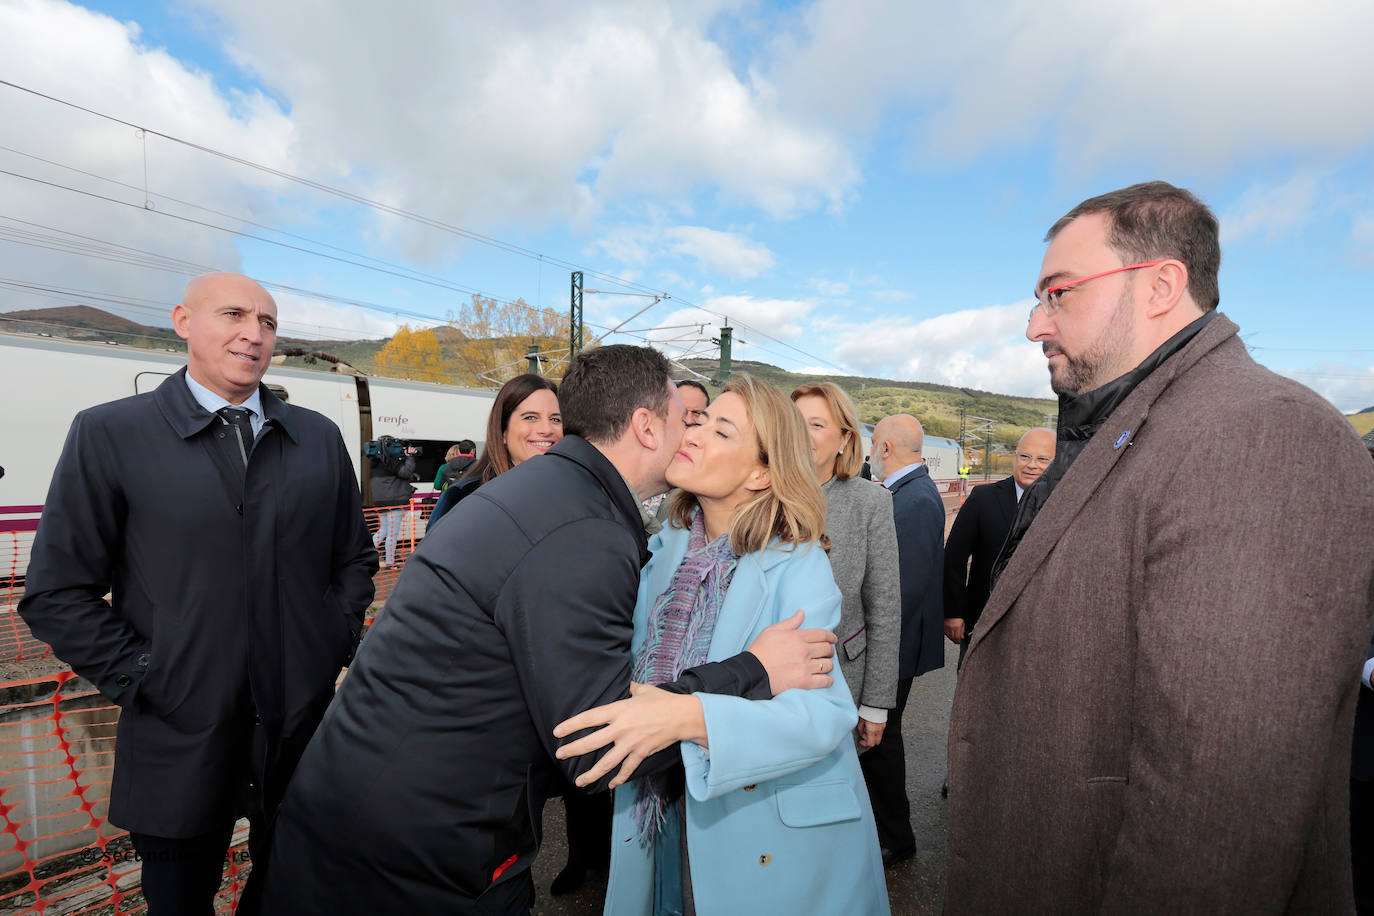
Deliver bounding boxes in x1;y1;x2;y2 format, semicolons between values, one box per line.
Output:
185;371;266;438
881;461;924;490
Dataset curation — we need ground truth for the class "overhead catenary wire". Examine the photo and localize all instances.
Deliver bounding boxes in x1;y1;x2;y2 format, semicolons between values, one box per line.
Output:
0;213;624;339
0;78;852;374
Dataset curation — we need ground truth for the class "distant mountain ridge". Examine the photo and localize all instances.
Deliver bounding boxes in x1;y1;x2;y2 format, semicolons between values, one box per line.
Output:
0;305;180;344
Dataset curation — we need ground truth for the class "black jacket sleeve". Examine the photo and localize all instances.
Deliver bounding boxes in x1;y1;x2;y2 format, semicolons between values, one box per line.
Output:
328;430;378;656
499;518;767;793
942;491;980;621
664;654;771;701
18;412;151;704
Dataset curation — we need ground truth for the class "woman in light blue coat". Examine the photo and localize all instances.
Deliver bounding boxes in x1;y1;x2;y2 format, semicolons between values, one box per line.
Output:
556;375;889;916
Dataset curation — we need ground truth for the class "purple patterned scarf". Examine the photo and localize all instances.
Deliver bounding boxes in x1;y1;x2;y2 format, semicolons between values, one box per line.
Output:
630;509;738;847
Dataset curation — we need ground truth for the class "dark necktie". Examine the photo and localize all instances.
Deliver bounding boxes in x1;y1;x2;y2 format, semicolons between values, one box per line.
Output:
217;407;255;467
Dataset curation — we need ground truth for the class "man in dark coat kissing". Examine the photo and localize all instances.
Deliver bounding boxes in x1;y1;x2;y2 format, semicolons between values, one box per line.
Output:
261;344;840;915
20;272;378;915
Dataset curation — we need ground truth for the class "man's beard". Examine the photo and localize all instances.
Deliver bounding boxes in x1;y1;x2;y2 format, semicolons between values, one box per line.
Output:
1046;291;1134;396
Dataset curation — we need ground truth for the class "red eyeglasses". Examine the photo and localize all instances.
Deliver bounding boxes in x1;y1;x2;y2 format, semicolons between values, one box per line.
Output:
1029;260;1168;322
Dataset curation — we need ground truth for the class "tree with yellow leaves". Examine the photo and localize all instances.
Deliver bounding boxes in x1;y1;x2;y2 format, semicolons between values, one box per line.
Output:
448;295;577;384
374;324;449;383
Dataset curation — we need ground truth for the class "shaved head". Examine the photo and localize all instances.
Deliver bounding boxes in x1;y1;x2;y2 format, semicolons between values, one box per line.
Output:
872;414;924;479
172;272;278;404
1018;427;1055;454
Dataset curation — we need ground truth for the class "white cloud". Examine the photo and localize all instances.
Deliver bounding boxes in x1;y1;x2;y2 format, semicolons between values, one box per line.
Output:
700;293;813;339
592;223;775;279
1222;173;1323;243
271;291;406;341
809;277;849;297
1353;215;1374;264
663;226;775;278
872;289;912;304
1275;364;1374;415
0;0;296;318
830;302;1053;397
766;1;1374;174
196;0;857;247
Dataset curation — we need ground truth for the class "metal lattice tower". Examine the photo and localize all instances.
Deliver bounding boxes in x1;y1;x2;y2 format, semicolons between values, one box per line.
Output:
569;271;584;355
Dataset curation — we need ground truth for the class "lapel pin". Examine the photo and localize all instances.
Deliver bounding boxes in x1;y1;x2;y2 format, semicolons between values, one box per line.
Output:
1113;430;1131;449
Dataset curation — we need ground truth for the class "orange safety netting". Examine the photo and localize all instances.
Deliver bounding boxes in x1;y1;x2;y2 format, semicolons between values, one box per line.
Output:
0;498;435;913
2;523;49;665
0;668;251;915
365;498;436;605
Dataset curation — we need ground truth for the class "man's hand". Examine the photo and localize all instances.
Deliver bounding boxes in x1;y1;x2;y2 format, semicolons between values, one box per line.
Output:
857;717;886;748
944;618;965;644
746;609;837;695
553;683;705;789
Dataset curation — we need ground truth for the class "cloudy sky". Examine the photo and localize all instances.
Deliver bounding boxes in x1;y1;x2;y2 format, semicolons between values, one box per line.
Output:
2;0;1372;408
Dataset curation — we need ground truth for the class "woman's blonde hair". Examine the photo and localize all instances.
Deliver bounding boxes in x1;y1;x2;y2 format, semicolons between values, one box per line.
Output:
790;381;863;481
668;374;828;555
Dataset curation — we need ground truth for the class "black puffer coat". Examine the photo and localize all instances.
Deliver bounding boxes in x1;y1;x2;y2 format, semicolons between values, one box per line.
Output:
261;436;768;915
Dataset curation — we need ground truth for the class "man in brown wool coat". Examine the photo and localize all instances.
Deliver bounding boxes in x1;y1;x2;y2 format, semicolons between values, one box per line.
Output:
946;181;1374;914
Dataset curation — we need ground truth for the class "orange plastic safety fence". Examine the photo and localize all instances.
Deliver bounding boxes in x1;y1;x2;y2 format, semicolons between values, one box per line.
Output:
0;499;440;913
364;497;436;605
0;669;250;915
1;521;50;666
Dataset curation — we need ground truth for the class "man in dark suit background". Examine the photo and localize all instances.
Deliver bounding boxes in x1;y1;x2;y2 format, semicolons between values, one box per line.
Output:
20;273;378;915
943;427;1055;666
862;413;946;867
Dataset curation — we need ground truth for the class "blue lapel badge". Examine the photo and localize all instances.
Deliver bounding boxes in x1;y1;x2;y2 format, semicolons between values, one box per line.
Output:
1114;430;1130;449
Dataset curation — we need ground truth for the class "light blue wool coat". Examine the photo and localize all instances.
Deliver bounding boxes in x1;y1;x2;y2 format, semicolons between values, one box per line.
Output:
603;524;890;916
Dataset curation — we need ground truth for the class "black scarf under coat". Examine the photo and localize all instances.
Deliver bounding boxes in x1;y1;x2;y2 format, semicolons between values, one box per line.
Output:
987;310;1218;593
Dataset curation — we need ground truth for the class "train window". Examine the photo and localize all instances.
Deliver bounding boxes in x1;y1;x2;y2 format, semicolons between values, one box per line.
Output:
266;384;290;403
134;371;172;395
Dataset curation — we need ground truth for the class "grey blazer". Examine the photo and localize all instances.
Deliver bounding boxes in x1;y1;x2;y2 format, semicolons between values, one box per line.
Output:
821;475;901;711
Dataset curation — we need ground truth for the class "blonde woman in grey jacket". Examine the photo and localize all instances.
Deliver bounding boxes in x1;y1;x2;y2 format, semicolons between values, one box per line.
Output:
791;382;901;749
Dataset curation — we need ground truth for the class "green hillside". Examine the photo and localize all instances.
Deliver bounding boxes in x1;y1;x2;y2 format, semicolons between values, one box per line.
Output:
680;359;1057;461
1349;410;1374;436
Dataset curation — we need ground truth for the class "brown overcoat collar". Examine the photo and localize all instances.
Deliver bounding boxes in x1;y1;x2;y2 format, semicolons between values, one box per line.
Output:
966;312;1240;658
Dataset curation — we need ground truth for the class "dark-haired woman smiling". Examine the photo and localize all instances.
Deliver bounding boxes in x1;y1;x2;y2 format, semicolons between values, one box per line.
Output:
427;373;561;527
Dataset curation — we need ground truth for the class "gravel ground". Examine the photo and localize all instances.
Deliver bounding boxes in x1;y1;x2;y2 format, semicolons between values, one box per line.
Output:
529;639;960;915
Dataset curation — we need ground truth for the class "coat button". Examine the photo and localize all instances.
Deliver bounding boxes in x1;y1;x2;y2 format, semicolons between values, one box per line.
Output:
135;654;150;669
742;784;757;792
115;674;132;687
759;853;772;865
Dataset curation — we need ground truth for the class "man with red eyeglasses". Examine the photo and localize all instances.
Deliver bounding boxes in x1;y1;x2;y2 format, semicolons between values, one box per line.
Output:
945;181;1374;913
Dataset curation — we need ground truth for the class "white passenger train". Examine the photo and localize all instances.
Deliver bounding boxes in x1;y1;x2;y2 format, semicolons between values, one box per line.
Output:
1;332;971;583
0;332;497;517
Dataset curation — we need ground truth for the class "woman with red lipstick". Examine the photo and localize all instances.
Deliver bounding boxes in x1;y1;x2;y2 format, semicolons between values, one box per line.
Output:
427;373;561;527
